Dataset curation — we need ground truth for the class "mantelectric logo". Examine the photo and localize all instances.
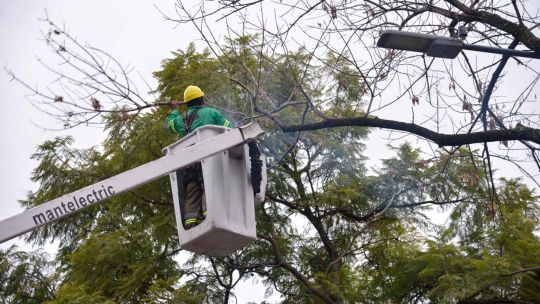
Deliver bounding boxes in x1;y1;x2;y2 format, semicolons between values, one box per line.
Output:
32;185;116;226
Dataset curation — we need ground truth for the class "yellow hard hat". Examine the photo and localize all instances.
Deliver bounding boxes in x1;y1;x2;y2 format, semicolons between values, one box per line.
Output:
184;85;205;103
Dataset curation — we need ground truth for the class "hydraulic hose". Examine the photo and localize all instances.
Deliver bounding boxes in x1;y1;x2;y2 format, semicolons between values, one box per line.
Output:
248;141;263;194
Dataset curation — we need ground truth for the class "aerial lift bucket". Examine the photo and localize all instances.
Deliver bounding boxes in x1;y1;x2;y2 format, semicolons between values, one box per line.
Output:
163;125;266;256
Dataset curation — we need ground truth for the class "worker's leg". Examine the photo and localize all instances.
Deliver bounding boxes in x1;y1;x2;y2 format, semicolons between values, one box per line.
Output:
198;191;207;222
175;169;187;223
184;181;203;228
183;163;205;229
193;163;207;223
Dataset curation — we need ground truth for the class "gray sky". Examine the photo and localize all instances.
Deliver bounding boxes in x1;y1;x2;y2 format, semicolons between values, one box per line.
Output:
0;1;274;302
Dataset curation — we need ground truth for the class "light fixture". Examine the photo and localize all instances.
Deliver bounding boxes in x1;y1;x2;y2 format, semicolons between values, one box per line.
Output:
377;30;540;59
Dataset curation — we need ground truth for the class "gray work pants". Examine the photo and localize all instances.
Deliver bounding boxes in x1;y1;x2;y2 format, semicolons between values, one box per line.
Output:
175;163;206;227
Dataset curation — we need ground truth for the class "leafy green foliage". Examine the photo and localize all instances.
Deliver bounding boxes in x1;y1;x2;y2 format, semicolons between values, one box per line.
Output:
3;41;539;304
0;246;56;303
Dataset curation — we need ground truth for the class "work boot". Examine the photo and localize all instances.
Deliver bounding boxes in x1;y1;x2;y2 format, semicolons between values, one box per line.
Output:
184;218;198;230
197;211;207;224
200;211;208;220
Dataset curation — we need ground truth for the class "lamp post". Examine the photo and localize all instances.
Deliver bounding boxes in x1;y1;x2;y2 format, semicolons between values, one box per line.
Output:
377;30;540;59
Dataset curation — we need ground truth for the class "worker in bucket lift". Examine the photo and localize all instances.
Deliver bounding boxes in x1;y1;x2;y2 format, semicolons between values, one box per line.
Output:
165;85;235;229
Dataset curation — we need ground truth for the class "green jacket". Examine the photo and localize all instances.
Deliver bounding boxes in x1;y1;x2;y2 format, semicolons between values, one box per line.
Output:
165;106;233;137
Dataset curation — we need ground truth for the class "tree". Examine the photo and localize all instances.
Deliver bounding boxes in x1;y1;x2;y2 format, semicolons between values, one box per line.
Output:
3;41;540;303
165;0;540;183
0;247;56;303
8;1;540;188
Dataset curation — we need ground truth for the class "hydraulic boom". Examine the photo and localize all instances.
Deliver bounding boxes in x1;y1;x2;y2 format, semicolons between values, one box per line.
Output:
0;123;264;244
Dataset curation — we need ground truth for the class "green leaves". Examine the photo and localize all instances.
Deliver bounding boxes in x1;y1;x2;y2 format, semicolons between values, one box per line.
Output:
48;284;115;304
152;44;219;102
8;40;540;304
63;226;179;303
0;246;56;304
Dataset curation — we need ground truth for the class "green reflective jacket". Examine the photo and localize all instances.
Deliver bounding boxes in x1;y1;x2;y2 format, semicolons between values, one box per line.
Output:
165;106;234;137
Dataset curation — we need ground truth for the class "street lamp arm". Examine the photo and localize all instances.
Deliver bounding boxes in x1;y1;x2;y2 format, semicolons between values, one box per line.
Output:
462;43;540;59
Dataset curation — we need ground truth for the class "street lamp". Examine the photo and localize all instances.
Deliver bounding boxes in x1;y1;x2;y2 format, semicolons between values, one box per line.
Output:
377;30;540;59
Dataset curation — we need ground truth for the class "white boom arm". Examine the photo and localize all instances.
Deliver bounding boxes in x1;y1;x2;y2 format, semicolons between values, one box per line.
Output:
0;123;264;244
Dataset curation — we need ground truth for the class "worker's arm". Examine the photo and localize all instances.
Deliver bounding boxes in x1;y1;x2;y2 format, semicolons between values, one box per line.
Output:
165;110;186;137
211;108;235;128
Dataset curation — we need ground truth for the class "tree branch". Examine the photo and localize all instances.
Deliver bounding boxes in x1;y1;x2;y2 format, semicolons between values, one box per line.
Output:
281;117;540;147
